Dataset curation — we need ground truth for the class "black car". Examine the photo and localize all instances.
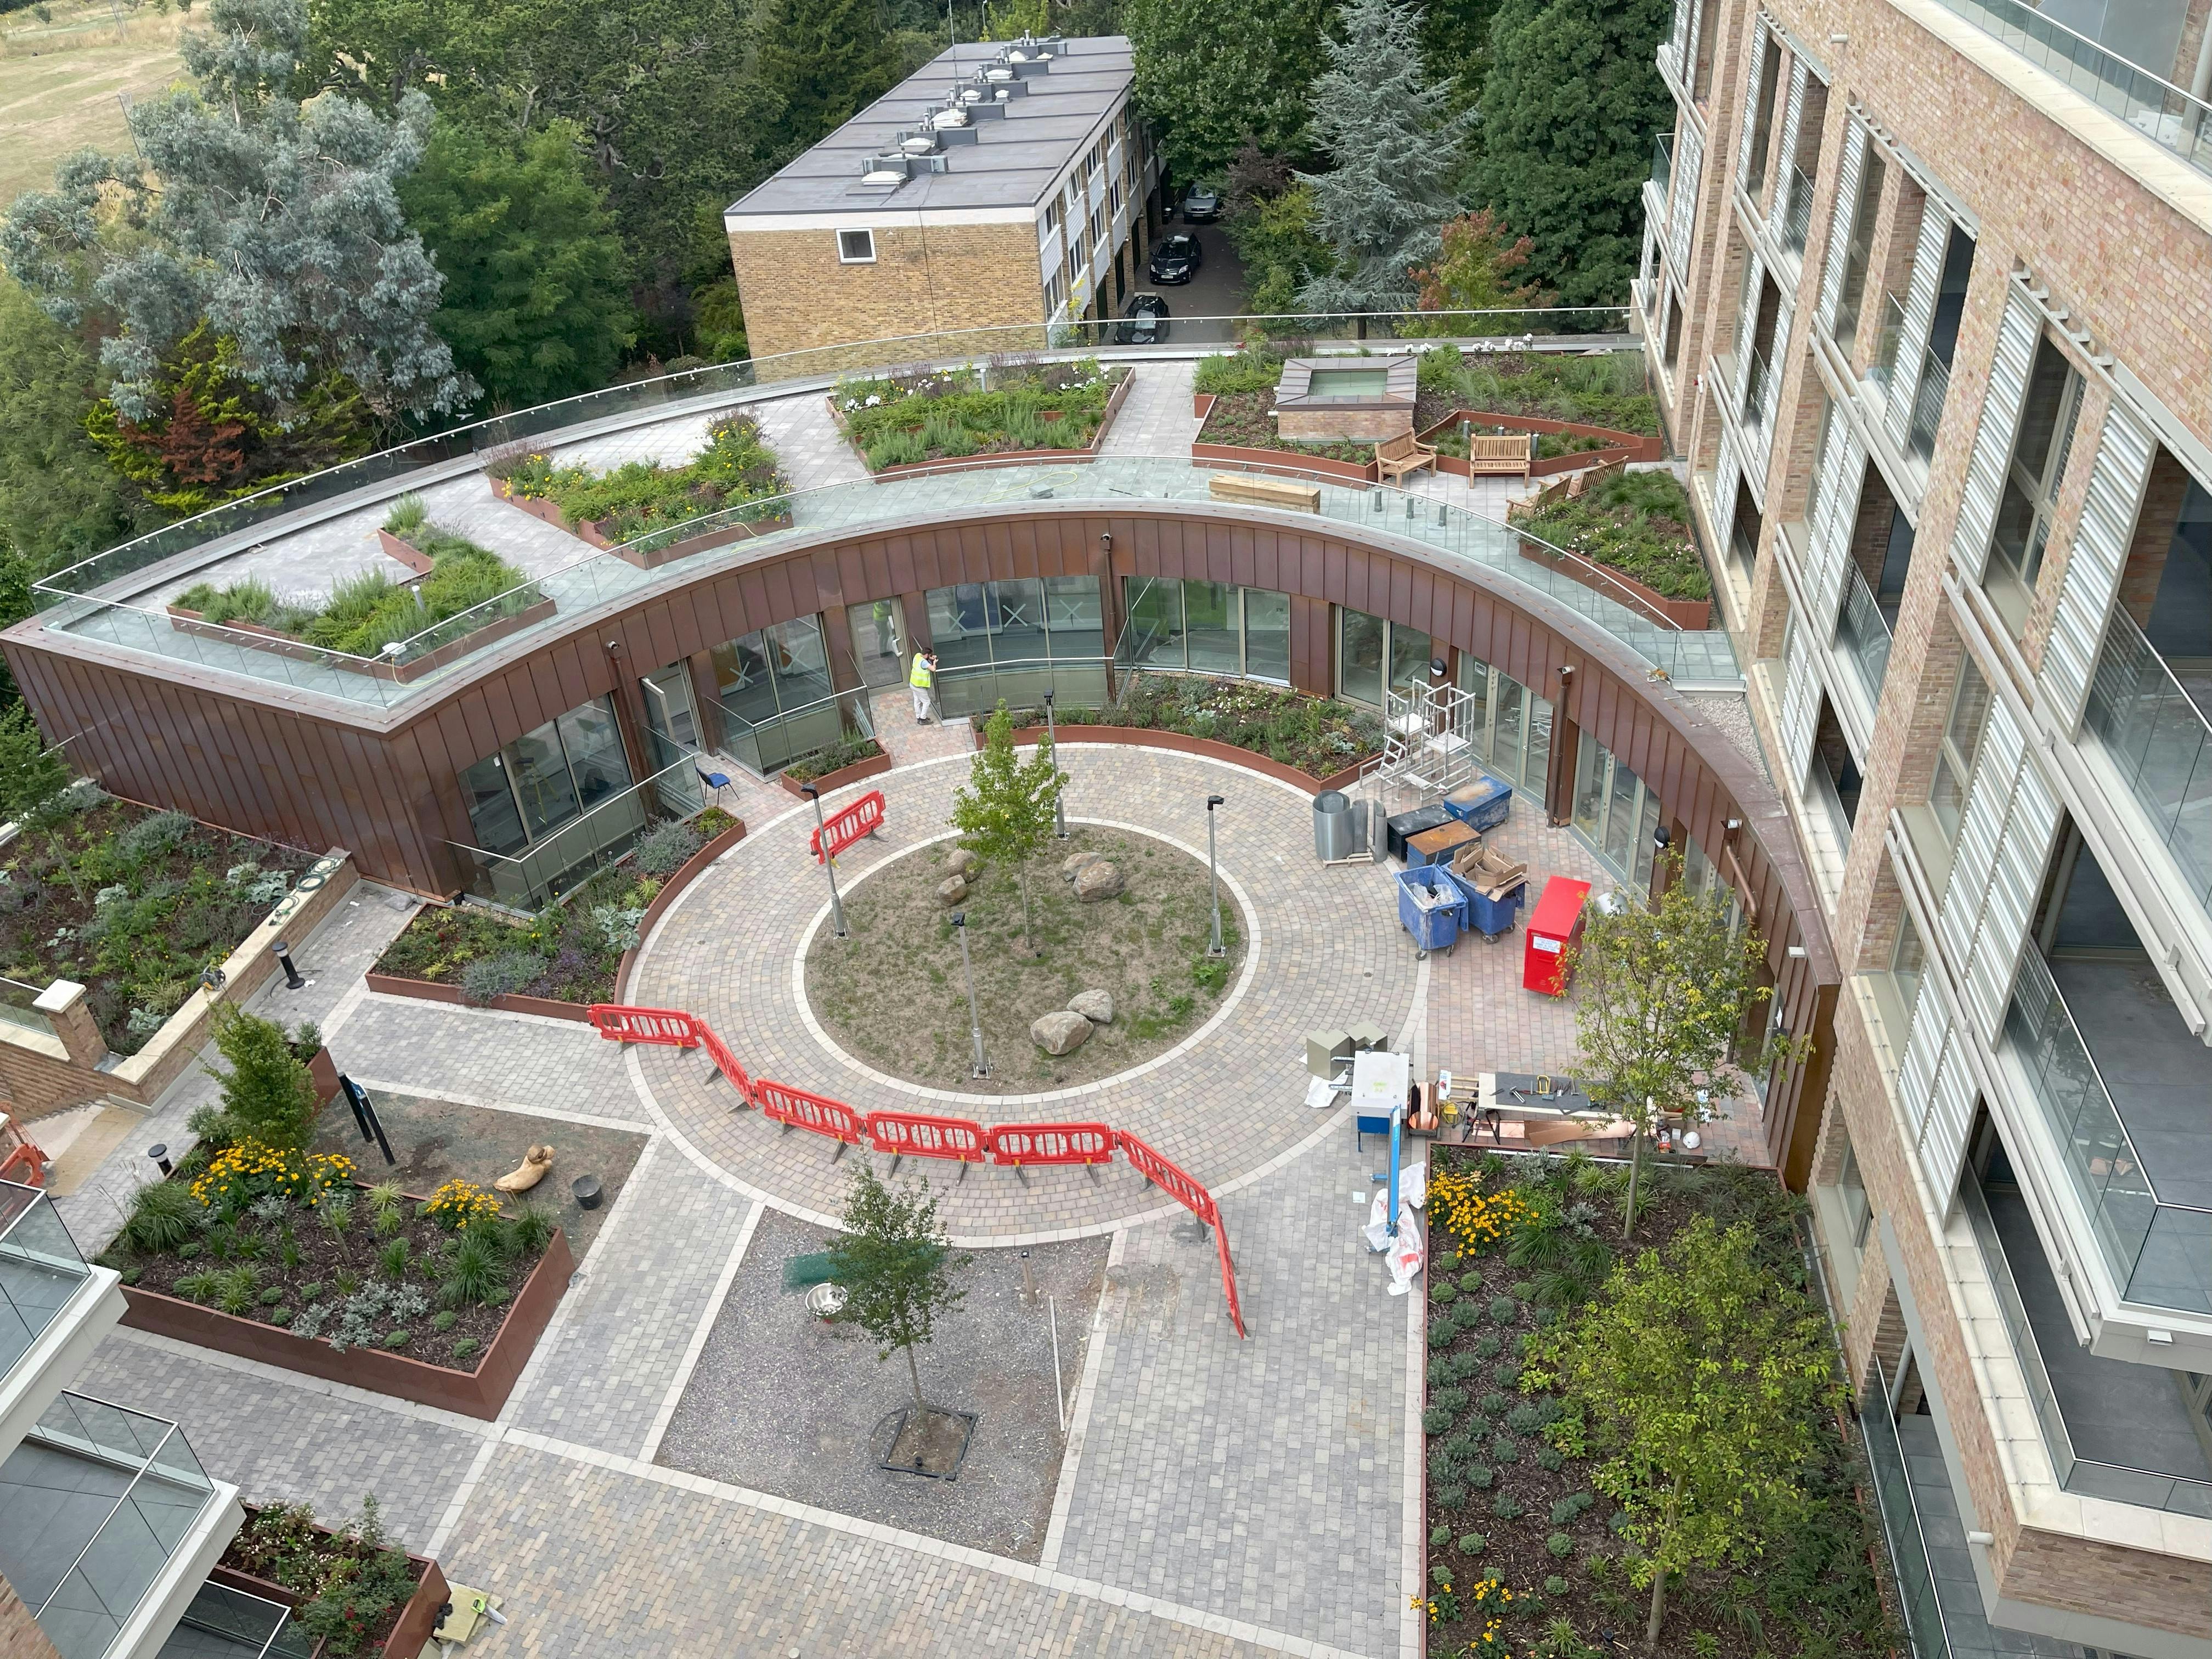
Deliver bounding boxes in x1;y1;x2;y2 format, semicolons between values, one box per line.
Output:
1149;234;1203;284
1179;185;1222;223
1115;293;1171;345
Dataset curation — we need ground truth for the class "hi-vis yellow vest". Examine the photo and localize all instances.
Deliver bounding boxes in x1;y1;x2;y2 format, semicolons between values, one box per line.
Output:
909;655;933;689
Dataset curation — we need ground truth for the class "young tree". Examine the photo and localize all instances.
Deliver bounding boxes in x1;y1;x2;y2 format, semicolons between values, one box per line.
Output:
826;1165;969;1420
1404;208;1543;334
1567;855;1799;1235
1472;0;1671;307
949;701;1064;953
399;116;636;410
1124;0;1333;182
1293;0;1475;316
197;1005;323;1150
1;0;475;426
1523;1216;1839;1649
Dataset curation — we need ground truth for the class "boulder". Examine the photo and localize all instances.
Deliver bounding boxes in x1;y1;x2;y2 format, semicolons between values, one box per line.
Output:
1069;989;1115;1025
1060;849;1104;880
1073;860;1124;902
1031;1009;1092;1056
936;876;969;906
947;847;981;877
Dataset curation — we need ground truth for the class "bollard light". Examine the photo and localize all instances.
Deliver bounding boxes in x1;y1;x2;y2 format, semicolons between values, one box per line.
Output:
801;785;849;939
1043;689;1067;838
272;939;304;990
951;912;988;1077
1204;794;1226;958
147;1143;172;1176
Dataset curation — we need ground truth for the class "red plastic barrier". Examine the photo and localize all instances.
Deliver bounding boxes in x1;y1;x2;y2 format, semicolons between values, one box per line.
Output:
754;1079;866;1146
1116;1130;1245;1338
809;789;887;864
697;1024;754;1105
587;1005;701;1047
987;1123;1116;1167
866;1109;986;1165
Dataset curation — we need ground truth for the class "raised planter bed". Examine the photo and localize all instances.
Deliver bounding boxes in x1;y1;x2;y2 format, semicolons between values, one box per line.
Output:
363;971;595;1023
167;595;558;684
1516;536;1713;629
1419;408;1663;481
979;722;1374;795
777;746;893;798
373;528;435;578
488;476;792;568
850;367;1136;482
121;1220;574;1420
1193;391;1217;421
613;816;749;999
212;1511;449;1659
1188;441;1377;485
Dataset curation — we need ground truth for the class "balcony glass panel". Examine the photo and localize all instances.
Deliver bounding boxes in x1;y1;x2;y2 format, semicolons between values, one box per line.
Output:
2084;605;2212;911
1781;166;1814;254
1836;563;1894;706
450;752;708;907
0;1181;94;1380
1651;131;1673;196
1857;1358;1952;1659
0;1393;217;1659
157;1582;311;1659
1905;349;1949;465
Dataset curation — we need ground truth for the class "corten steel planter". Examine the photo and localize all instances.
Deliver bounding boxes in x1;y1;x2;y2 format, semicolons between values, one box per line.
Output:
307;1046;341;1103
212;1516;450;1659
166;599;558;685
978;722;1378;795
487;476;791;568
362;973;595;1023
121;1222;574;1420
373;528;436;577
1188;441;1377;484
1514;538;1713;630
777;746;892;798
838;368;1135;482
613;816;749;998
1415;407;1664;467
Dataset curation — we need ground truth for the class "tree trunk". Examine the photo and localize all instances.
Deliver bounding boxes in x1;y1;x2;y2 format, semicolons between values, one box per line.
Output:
905;1342;926;1418
1623;1126;1643;1239
1645;1472;1683;1651
1017;864;1037;955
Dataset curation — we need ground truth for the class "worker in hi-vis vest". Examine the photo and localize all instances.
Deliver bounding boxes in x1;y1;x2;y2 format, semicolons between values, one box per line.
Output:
909;649;938;724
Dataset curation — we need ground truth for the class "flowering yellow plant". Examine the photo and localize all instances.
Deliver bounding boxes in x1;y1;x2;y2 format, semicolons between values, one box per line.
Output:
1428;1167;1536;1251
190;1141;353;1212
422;1178;503;1230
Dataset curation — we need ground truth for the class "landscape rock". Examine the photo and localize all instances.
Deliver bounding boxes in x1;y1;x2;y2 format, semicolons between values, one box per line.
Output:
936;876;969;906
1069;989;1115;1024
1072;860;1124;902
1060;849;1105;880
947;848;981;876
1031;1009;1092;1055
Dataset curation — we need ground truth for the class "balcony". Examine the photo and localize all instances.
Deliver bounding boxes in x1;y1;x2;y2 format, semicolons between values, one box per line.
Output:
1740;345;1774;437
1836;562;1895;707
1925;0;2212;177
2003;949;2211;1315
1964;1173;2212;1516
1858;1357;1954;1659
1780;166;1815;256
1651;131;1673;198
154;1582;306;1659
2083;606;2212;915
2;1181;123;1454
0;1393;239;1659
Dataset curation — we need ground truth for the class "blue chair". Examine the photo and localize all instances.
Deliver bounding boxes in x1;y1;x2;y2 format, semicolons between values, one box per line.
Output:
695;764;731;806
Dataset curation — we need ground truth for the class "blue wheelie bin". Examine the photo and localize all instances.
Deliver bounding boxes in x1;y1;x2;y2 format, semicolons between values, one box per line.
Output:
1396;864;1465;957
1442;770;1513;833
1452;874;1527;941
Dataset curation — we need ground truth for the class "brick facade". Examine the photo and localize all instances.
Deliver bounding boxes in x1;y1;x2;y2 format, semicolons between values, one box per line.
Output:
0;1579;58;1659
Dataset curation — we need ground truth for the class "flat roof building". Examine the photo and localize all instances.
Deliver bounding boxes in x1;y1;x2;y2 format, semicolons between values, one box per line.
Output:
723;35;1159;365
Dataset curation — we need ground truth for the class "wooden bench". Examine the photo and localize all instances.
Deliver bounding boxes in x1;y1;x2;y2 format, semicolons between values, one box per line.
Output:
1375;429;1437;484
1208;472;1321;512
1466;434;1532;477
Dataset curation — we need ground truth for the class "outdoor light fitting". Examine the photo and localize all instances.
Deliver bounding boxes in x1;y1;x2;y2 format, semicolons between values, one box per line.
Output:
1204;795;1226;958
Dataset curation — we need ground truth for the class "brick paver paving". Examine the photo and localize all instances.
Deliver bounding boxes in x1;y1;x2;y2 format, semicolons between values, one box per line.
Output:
626;746;1425;1239
332;997;642;1123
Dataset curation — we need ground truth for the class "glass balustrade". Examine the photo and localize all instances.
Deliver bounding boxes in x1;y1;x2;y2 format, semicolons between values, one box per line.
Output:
448;752;707;907
1869;292;1908;396
0;1180;95;1381
1836;562;1894;706
1781;166;1815;254
1740;346;1774;435
2084;605;2212;913
1859;1357;1953;1659
1652;132;1674;196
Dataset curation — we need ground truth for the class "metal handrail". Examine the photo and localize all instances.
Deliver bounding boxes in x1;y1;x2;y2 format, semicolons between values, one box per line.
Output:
35;308;1633;604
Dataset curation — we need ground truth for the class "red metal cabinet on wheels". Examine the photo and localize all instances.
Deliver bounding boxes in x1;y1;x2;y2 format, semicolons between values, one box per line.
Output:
1523;876;1592;996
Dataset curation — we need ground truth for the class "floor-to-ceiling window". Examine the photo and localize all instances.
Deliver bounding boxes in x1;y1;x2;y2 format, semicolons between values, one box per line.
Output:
929;576;1107;714
457;694;645;904
1572;734;1663;891
1335;608;1432;706
710;616;850;774
1119;578;1292;685
1454;655;1554;792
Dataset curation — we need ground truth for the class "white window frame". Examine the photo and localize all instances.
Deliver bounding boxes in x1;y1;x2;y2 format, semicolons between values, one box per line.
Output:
837;228;877;264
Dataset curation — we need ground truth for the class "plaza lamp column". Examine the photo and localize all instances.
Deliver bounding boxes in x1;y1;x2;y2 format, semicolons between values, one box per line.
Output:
1205;794;1226;956
800;783;849;939
951;911;988;1077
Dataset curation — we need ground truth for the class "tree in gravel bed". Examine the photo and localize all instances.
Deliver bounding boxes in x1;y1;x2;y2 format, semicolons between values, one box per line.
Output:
190;1006;321;1151
826;1165;969;1421
1523;1216;1838;1650
1565;853;1803;1236
950;700;1063;955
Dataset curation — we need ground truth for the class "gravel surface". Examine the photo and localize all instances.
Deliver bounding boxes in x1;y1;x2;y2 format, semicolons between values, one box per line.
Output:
312;1088;646;1262
656;1205;1108;1560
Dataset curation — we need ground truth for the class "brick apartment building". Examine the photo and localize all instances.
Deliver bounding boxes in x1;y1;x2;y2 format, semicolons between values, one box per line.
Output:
1637;0;2212;1649
724;35;1159;363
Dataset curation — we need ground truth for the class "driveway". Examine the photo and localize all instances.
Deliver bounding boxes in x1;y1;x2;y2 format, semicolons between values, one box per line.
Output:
1130;215;1246;343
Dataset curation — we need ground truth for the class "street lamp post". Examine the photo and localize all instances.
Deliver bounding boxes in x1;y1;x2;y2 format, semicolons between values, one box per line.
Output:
951;911;988;1076
800;784;849;940
1043;689;1067;838
1204;794;1226;957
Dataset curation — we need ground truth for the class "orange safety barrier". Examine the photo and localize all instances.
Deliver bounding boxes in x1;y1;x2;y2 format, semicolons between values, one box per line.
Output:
809;789;886;865
754;1079;866;1150
1116;1130;1246;1338
865;1109;986;1176
587;1005;701;1047
697;1024;754;1107
986;1122;1116;1168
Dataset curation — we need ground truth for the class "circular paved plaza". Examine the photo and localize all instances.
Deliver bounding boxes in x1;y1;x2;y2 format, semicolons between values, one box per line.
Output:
625;744;1423;1240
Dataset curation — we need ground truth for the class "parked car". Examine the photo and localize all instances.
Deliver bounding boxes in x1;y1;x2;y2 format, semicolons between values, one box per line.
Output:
1179;185;1222;223
1115;293;1171;344
1149;234;1203;284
